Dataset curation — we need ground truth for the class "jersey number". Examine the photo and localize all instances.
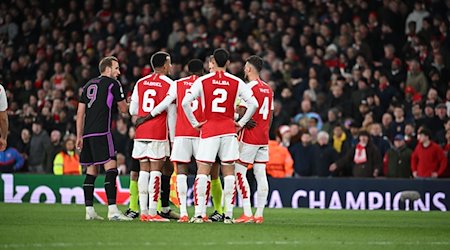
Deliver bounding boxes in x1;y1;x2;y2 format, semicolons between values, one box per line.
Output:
259;97;269;120
212;88;227;113
86;85;98;108
142;89;157;112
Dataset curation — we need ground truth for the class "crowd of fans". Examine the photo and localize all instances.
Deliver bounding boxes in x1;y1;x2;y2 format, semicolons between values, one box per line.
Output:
1;0;449;178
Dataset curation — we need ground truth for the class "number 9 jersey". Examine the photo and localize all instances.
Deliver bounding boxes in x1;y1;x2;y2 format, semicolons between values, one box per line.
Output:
80;76;125;135
130;73;173;141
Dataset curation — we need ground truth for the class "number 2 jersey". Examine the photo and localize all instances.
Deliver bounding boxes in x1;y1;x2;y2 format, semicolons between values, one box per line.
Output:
80;76;125;136
186;71;254;139
239;79;273;146
129;73;174;141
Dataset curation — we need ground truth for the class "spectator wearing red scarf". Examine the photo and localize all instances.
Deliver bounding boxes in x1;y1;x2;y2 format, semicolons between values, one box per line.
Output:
329;130;382;177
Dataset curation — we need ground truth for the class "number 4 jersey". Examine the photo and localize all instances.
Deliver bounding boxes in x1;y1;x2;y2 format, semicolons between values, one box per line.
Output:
130;73;174;141
239;79;273;146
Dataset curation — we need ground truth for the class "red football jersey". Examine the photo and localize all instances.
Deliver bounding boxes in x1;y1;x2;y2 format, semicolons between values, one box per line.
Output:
239;79;273;145
132;73;173;141
188;71;254;139
174;75;203;137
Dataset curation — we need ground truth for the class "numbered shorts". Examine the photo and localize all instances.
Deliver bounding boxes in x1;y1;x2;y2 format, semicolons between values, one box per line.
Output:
196;135;239;163
170;137;199;163
132;140;170;161
80;133;116;166
239;142;269;164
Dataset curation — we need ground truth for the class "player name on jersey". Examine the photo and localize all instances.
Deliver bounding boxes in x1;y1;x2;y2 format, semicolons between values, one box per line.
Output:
212;79;230;86
143;81;162;87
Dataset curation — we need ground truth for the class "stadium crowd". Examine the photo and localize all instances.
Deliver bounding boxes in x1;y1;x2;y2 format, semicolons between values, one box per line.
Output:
1;0;450;178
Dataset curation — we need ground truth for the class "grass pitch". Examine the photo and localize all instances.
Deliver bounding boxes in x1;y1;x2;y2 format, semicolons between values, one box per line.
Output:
0;203;449;250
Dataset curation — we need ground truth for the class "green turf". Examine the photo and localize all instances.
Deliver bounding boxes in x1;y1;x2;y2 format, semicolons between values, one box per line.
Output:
0;203;449;250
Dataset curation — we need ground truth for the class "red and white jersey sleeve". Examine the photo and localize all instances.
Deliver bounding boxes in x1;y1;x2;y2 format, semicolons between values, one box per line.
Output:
134;73;173;141
239;79;273;146
175;75;202;138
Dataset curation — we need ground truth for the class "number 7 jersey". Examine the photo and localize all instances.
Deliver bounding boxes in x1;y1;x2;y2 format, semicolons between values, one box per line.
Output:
130;73;173;141
239;79;273;146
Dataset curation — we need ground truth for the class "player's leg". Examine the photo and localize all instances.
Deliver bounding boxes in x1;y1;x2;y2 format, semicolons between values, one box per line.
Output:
218;135;239;224
137;160;150;221
147;158;169;222
80;136;103;220
173;137;198;222
84;165;103;220
124;158;140;219
176;162;189;222
209;162;224;221
234;143;257;223
159;158;180;219
253;146;270;223
253;163;269;223
191;137;217;223
103;159;132;221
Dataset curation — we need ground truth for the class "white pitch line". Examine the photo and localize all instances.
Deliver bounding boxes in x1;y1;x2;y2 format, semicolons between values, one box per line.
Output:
1;240;450;248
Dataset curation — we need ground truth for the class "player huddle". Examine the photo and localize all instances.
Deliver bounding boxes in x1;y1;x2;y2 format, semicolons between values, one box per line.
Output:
79;48;273;224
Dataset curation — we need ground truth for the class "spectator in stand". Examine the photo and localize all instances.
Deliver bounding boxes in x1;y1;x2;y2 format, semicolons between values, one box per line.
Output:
329;130;382;178
441;129;450;178
434;103;448;145
278;125;292;148
370;123;392;160
390;105;407;139
384;134;412;178
266;138;294;178
42;130;62;174
269;100;290;140
28;118;51;173
330;124;352;158
289;131;315;177
404;123;418;150
411;128;447;178
0;145;24;173
53;138;81;175
406;59;428;97
313;131;338;177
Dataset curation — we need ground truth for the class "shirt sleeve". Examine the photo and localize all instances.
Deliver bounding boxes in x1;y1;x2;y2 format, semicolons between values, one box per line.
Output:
80;84;89;104
112;80;126;102
0;85;7;111
129;85;139;116
150;83;177;117
182;79;202;127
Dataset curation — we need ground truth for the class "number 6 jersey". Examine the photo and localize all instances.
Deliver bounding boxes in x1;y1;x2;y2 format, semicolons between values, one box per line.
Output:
129;73;174;141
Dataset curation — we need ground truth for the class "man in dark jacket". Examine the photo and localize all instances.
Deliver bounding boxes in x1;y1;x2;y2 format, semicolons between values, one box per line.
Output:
289;132;315;177
384;134;412;178
313;131;338;177
330;130;382;177
43;130;63;173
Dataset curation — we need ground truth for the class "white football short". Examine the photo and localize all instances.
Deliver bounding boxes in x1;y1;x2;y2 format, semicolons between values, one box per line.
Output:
170;137;199;163
238;142;269;164
132;140;170;161
196;135;239;163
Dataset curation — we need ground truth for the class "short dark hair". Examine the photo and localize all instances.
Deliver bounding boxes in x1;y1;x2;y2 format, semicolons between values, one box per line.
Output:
151;52;170;70
419;128;431;137
213;48;229;67
188;59;204;75
246;55;263;72
98;56;118;73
